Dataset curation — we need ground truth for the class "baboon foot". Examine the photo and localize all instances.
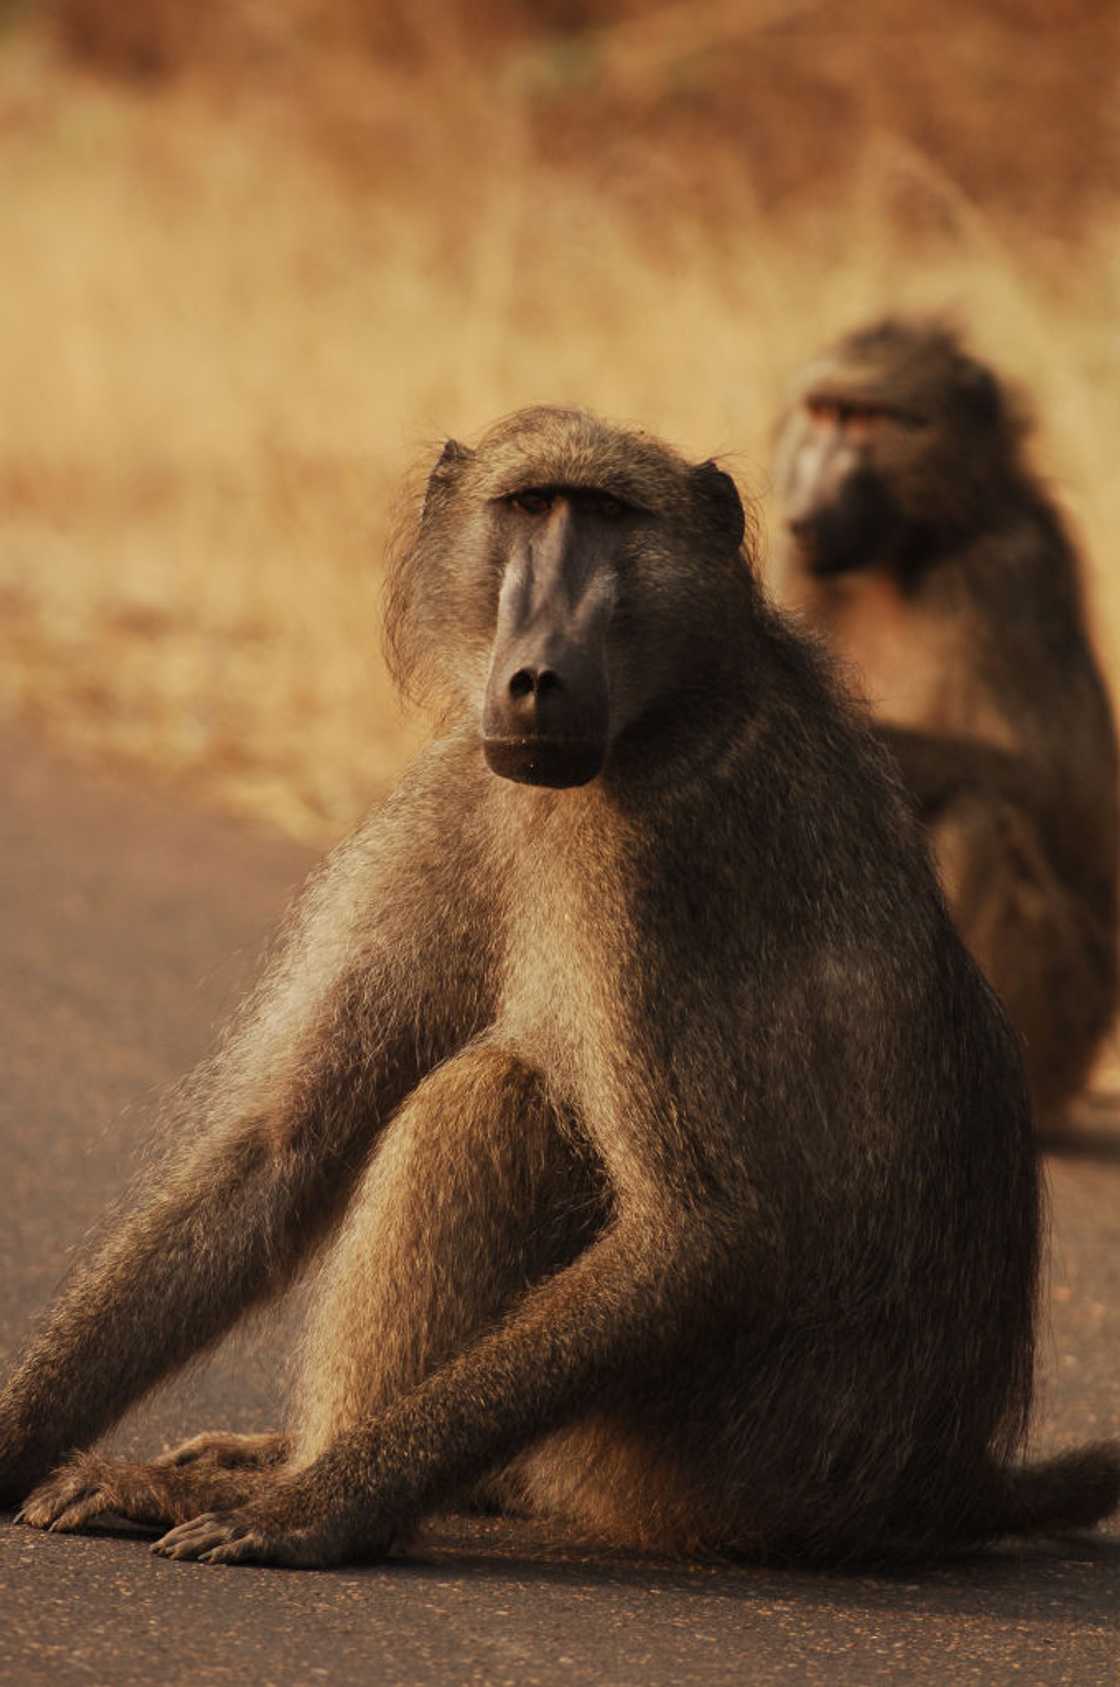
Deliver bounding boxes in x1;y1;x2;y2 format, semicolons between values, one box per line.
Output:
18;1449;272;1533
154;1430;290;1472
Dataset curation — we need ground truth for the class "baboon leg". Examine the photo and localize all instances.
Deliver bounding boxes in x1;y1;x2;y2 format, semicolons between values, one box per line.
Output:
933;797;1105;1129
291;1044;604;1469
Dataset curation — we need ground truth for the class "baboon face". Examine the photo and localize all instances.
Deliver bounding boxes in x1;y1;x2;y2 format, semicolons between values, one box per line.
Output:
386;408;747;790
775;392;921;577
773;321;1014;583
479;485;634;787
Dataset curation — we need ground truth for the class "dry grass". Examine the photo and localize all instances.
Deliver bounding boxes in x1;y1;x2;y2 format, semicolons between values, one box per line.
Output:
1;14;1117;839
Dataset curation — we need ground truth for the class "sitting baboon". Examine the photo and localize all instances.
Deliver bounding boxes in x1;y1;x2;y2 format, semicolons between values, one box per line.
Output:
770;320;1120;1134
3;406;1117;1568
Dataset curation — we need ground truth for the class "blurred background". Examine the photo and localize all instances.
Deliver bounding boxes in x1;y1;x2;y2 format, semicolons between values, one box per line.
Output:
1;0;1116;840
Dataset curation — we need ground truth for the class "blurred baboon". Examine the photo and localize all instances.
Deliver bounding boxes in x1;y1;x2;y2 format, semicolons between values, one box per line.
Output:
771;320;1120;1134
4;407;1118;1568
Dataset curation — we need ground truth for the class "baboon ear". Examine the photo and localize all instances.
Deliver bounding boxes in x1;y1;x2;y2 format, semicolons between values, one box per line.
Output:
692;460;745;553
434;438;472;473
422;438;474;520
959;364;1002;430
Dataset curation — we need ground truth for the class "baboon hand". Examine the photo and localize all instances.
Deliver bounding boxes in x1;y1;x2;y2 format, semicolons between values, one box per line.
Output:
153;1430;290;1472
19;1445;284;1531
19;1453;163;1533
151;1475;397;1568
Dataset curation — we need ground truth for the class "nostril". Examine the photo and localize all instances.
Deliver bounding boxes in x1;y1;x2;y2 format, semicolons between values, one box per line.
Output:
508;667;564;700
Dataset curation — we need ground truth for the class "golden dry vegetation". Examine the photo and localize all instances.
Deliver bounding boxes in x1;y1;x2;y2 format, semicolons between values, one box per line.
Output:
2;1;1118;839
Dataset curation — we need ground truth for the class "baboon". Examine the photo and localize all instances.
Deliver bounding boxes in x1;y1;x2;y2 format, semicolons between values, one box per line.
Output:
3;406;1118;1568
771;320;1120;1134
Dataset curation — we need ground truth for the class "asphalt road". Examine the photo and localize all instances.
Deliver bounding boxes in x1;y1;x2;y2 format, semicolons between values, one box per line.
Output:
1;732;1118;1686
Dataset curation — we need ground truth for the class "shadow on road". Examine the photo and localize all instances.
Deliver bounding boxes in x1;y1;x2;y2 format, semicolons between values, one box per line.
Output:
8;1502;1117;1627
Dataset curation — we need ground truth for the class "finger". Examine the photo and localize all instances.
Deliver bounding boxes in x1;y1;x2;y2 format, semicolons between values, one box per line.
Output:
200;1535;260;1566
153;1512;235;1559
154;1435;213;1468
49;1493;111;1532
19;1483;91;1529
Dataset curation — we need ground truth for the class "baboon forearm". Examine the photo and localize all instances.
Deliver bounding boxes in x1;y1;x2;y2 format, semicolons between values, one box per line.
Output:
302;1222;724;1528
0;1127;358;1492
874;725;1032;813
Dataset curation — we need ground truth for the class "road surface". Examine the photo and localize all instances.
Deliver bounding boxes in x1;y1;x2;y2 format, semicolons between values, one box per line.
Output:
1;733;1118;1685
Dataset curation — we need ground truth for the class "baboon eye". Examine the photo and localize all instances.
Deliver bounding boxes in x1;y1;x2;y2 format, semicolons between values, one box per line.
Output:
843;405;884;439
587;492;627;520
806;398;841;428
510;490;553;516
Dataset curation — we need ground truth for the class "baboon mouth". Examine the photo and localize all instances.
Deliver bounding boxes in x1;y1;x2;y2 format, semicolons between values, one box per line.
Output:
483;736;605;788
809;556;866;579
800;538;869;578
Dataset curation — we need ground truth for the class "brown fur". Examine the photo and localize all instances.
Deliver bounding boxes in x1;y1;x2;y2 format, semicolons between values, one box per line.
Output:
4;405;1118;1567
771;320;1120;1132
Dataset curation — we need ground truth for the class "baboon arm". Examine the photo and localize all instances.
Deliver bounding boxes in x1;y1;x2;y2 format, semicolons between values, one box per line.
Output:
875;722;1114;907
874;724;1033;816
0;744;493;1503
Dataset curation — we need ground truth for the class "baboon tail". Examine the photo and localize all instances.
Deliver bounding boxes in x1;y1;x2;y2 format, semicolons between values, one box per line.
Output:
975;1444;1120;1538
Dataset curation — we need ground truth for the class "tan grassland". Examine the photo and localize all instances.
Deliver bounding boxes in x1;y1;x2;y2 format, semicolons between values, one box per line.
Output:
2;10;1117;840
